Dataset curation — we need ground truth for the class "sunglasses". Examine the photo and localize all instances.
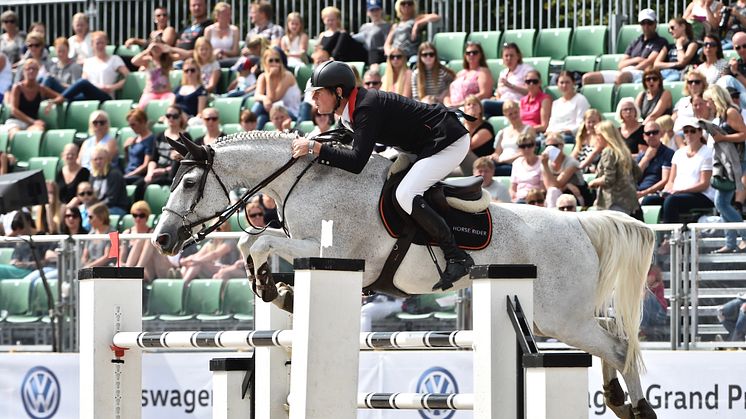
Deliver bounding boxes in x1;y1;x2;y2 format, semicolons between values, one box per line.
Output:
267;58;281;64
683;127;699;134
92;119;108;126
420;52;436;58
686;79;702;85
184;68;197;73
388;54;403;60
668;26;676;32
248;212;263;218
527;200;544;205
703;41;719;48
64;213;78;219
640;20;655;26
735;44;746;51
518;143;535;149
78;191;94;197
644;77;660;82
132;213;148;219
165;113;181;119
558;205;576;211
203;116;219;121
643;129;660;136
155;13;167;17
525;79;540;85
400;1;414;6
364;81;381;87
2;20;16;24
26;44;41;48
465;50;480;56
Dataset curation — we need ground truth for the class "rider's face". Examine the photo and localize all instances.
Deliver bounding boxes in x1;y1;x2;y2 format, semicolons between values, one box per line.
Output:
312;88;337;114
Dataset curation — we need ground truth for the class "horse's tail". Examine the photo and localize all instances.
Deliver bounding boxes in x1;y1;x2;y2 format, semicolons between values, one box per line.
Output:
577;210;655;374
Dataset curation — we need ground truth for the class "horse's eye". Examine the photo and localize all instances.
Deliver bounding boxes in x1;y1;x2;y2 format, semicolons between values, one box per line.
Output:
184;179;197;189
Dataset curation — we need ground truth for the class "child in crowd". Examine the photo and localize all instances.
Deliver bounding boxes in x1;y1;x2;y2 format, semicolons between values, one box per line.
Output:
280;12;309;68
193;37;221;93
222;56;258;98
131;42;174;110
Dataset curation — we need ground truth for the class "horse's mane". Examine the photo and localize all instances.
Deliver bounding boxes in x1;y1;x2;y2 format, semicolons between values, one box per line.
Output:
213;130;296;152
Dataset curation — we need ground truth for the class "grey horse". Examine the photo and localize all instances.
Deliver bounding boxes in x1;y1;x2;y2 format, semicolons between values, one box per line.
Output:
152;131;657;419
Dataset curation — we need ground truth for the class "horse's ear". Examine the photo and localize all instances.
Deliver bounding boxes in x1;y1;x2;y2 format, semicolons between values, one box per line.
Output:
167;136;189;157
183;135;206;160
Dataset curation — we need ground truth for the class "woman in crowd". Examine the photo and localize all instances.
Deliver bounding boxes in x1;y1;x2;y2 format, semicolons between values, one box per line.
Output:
460;95;495;175
3;58;64;140
574;109;604;173
56;143;90;206
490;99;529;176
0;51;11;103
654;18;698;81
541;133;593;208
0;10;24;64
79;110;118;170
444;42;493;107
239;109;258;132
196;108;225;146
62;31;129;102
509;131;542;203
14;32;52;83
81;202;113;268
180;221;240;285
122;201;172;282
307;106;335;138
588;120;642;216
635;69;673;124
519;69;551;135
68;12;92;63
131;42;174;110
483;42;532;118
121;109;154;201
193;37;221;93
72;181;98;231
124;6;177;48
60;206;87;235
683;0;722;40
383;0;440;61
34;181;62;234
411;42;454;102
146;105;191;188
546;71;590;143
89;145;129;216
43;37;83;93
268;104;293;131
381;46;412;97
251;47;301;129
617;98;646;156
173;58;208;120
673;70;708;121
280;12;309;68
698;34;727;85
204;2;240;66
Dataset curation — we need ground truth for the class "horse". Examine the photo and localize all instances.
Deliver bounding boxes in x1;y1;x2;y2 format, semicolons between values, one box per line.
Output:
152;131;657;419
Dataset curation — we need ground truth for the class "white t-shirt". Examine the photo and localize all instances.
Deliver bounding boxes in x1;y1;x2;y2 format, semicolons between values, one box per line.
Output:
496;63;533;102
83;54;125;87
494;125;530;161
68;33;93;62
673;97;694;120
546;93;590;134
510;156;542;200
671;146;715;202
200;60;220;87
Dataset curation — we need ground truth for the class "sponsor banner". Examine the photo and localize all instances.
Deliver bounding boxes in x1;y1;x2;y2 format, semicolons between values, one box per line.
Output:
1;351;746;418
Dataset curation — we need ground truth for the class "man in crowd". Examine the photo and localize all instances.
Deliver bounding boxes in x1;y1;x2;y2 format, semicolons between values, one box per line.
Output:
244;1;284;49
171;0;213;59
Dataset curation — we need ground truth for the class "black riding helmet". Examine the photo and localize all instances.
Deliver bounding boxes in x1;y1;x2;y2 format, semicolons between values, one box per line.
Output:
307;61;357;98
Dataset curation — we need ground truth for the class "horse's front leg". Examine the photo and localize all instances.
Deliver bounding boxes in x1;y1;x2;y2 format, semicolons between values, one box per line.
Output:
238;229;287;299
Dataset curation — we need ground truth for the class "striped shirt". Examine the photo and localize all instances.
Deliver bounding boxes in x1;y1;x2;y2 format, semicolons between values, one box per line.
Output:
411;67;454;100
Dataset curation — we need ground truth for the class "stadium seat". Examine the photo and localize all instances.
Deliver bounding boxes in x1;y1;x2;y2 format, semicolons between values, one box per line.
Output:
523;57;551;86
65;100;101;132
597;54;625;71
534;28;572;61
569;26;608;56
665;81;685;105
500;29;536;58
228;212;248;232
580;84;616;113
656;25;675;44
222;123;242;135
152;123;166;137
0;130;8;154
125;184;137;203
724;50;738;60
295;64;313;89
616;83;644;105
28;157;61;181
487;116;509;132
0;248;13;264
100;99;134;128
39;100;62;129
41;129;76;157
180;279;223;320
0;103;9;124
109;215;121;231
486;58;505;82
563;55;597;74
602;112;621;127
642;205;662;224
544;85;561;100
144;184;170;215
115;44;141;58
145;99;171;123
447;59;464;73
187;125;206;140
0;278;35;323
218;68;236;94
263;122;277;131
296;120;315;134
433;32;467;61
212;97;244;124
105;45;116;56
143;279;185;321
346;61;365;77
169;69;183;88
118;72;146;102
616;25;642;54
222;278;254;321
467;31;502;59
10;130;43;169
117;127;135;161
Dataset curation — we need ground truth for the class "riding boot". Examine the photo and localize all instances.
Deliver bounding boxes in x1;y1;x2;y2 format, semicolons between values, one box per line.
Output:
410;195;474;291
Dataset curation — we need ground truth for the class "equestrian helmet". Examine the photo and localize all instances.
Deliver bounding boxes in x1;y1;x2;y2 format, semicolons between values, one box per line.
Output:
308;61;357;97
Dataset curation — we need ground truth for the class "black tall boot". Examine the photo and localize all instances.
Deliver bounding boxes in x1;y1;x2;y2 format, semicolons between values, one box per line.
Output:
410;195;474;290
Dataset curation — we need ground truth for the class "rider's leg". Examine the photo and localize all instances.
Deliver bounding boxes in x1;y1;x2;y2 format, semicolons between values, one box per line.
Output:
395;133;473;291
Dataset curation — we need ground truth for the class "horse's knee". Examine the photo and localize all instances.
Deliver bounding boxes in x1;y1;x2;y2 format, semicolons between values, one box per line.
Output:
633;399;656;419
604;378;626;407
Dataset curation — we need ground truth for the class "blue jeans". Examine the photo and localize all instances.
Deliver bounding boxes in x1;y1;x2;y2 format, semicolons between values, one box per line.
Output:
720;298;746;341
660;68;682;81
714;189;746;249
62;79;113;102
481;99;504;119
717;75;746;110
42;76;67;94
661;192;714;223
297;102;313;123
640;290;667;337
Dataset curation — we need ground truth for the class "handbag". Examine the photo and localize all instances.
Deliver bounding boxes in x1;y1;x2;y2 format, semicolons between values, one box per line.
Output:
711;175;736;192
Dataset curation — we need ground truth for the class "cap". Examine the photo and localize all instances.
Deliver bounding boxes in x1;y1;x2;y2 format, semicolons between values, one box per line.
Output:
367;0;382;10
674;116;701;132
727;86;741;97
638;8;657;23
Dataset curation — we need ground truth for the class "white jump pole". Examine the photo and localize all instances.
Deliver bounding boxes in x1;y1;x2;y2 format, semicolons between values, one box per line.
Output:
79;267;144;419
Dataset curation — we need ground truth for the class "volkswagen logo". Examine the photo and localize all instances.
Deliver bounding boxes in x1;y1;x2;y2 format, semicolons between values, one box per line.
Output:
415;367;459;419
20;366;61;419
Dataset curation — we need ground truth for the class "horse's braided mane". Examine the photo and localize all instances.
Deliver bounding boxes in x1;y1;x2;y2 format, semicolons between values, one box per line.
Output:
213;130;297;148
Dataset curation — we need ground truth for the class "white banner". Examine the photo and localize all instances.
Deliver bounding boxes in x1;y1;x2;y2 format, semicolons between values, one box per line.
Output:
1;351;745;418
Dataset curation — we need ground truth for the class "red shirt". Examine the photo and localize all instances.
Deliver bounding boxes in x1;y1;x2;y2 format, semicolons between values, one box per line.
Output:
520;91;550;127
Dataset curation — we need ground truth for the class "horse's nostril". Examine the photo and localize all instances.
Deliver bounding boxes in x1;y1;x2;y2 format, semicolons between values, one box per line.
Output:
156;233;171;247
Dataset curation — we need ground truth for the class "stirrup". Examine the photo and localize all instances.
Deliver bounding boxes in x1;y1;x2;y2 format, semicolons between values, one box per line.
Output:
431;258;473;291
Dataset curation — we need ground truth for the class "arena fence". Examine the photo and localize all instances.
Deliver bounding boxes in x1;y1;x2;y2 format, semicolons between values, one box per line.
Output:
3;0;690;50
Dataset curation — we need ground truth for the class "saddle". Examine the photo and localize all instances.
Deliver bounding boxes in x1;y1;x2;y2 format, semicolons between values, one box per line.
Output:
365;155;493;297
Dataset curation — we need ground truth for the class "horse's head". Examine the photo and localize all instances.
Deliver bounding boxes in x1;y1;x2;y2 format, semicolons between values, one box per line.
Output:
152;134;233;255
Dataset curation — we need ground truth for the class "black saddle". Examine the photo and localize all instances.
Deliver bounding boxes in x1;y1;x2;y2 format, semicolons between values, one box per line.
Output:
440;176;485;201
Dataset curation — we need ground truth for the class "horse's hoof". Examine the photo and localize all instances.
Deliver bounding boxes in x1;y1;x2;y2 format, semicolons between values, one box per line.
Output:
256;262;279;303
274;283;294;313
608;403;634;419
604;378;627;407
633;399;656;419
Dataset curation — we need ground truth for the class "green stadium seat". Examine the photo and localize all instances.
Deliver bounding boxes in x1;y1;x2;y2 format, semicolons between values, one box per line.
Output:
545;85;561;100
580;84;616;113
296;120;315;134
487;116;509;132
0;248;13;264
0;130;8;154
724;50;738;60
228;212;249;232
39;100;63;130
100;99;134;128
263;122;277;131
602;112;621;127
125;184;137;203
169;69;183;88
433;32;467;61
211;97;244;124
115;44;141;58
41;129;76;157
346;61;365;77
0;103;10;124
109;215;121;231
143;278;185;321
665;81;686;105
28;157;60;181
117;127;135;161
118;72;146;102
616;25;642;54
105;45;116;55
65;100;101;132
0;278;36;323
642;205;662;224
563;55;597;74
597;54;625;71
145;99;171;123
222;123;242;135
295;64;313;89
187;125;206;140
656;25;675;45
534;28;572;61
447;59;464;73
10;130;43;169
570;26;608;56
467;31;502;59
144;184;170;215
181;279;223;320
486;58;505;82
218;68;236;94
223;278;254;321
523;57;551;86
500;29;537;58
616;83;644;105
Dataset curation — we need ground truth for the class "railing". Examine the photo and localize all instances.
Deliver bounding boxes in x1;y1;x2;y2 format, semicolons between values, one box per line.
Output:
2;0;690;48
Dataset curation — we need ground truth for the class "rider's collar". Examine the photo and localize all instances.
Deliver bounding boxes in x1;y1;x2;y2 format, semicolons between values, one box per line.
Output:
340;87;358;130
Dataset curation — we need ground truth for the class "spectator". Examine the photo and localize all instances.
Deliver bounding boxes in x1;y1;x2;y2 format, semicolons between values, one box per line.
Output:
717;31;746;109
473;156;510;202
490;100;530;176
657;114;682;150
212;204;264;279
222;56;258;98
718;297;746;341
90;145;130;216
483;42;532;117
34;181;62;234
124;6;177;48
43;37;83;93
381;47;412;97
14;32;53;83
315;8;367;63
546;71;590;143
56;143;90;206
698;34;728;85
280;12;309;68
244;34;270;68
60;206;87;235
3;58;64;140
653;18;698;81
61;31;129;102
411;42;455;102
363;66;383;90
360;293;404;332
617;97;646;156
245;0;284;47
660;117;715;223
269;103;293;131
172;0;213;59
636;121;675;205
460;95;495;174
123;201;172;282
196;107;225;146
640;264;669;340
0;10;24;65
73;181;98;231
147;105;191;187
68;12;93;64
27;22;45;39
588;120;642;216
353;0;391;64
81;202;113;268
193;37;221;93
180;221;240;284
122;109;154;201
203;2;240;66
724;0;746;49
0;212;55;279
174;58;208;119
541;132;594;208
683;0;722;40
444;42;493;107
239;109;258;131
78;110;118;170
525;188;546;206
519;69;551;135
295;46;331;123
556;194;578;212
251;48;301;129
0;51;10;102
574;109;603;173
131;42;174;110
252;193;279;227
583;9;667;85
307;106;334;138
383;0;440;61
635;69;673;124
674;69;708;120
509;131;542;203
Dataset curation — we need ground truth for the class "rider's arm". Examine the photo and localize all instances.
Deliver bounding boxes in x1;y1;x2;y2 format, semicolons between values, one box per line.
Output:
317;107;380;174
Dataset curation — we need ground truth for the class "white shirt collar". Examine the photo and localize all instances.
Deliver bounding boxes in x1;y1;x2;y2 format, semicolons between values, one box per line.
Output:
340;101;352;130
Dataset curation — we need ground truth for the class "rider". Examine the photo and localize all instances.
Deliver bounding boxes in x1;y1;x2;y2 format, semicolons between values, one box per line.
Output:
291;61;473;290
